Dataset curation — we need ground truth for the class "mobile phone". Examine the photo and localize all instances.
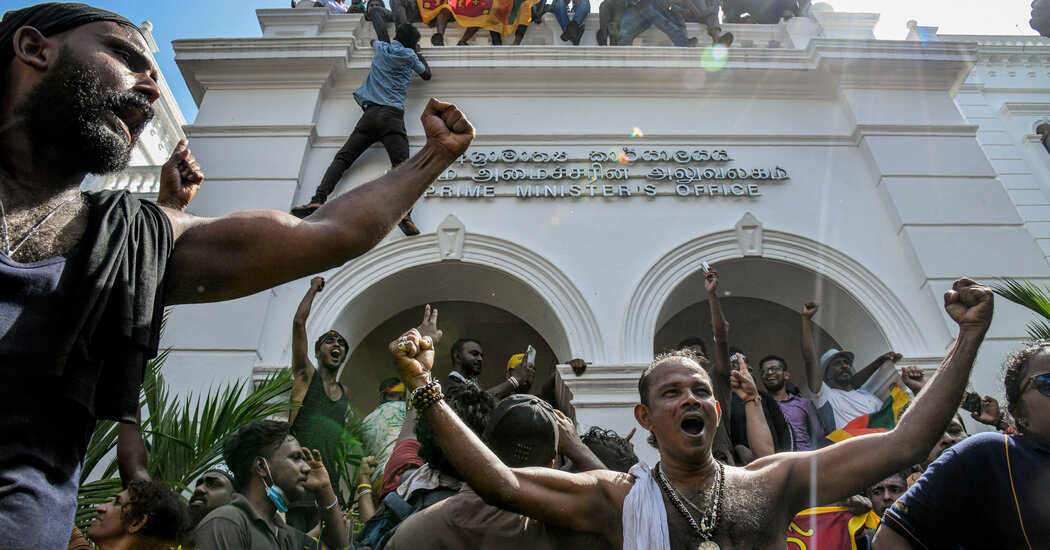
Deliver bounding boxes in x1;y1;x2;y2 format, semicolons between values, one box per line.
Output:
960;391;982;414
701;261;710;274
525;345;536;366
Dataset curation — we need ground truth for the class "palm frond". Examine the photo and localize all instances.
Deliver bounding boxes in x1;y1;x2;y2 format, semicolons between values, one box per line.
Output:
990;277;1050;340
74;477;123;532
76;339;296;531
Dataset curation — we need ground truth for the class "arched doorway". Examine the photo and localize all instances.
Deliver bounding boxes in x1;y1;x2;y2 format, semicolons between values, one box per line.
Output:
294;229;602;414
654;296;842;399
341;301;559;414
650;257;891;382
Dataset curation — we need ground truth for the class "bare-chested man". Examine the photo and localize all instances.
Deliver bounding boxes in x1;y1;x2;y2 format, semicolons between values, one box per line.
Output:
386;278;992;549
0;3;473;545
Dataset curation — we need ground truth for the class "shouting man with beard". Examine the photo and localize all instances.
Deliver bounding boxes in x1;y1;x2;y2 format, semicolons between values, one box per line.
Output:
387;278;993;549
0;3;475;546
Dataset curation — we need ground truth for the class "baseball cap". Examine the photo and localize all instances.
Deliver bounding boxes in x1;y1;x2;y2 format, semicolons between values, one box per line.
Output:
506;353;525;372
482;394;559;468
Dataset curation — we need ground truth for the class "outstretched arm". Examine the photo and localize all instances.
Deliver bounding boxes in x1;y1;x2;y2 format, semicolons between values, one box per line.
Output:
852;351;902;389
778;278;992;512
163;99;474;305
706;267;732;379
289;277;324;423
800;302;822;394
390;330;628;546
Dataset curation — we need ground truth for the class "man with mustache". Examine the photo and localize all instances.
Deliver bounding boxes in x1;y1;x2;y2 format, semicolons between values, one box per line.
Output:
800;302;908;431
0;3;474;545
388;278;993;549
187;465;236;531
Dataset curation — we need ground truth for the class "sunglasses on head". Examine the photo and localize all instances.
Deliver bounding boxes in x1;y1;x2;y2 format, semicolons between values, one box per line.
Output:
1020;372;1050;397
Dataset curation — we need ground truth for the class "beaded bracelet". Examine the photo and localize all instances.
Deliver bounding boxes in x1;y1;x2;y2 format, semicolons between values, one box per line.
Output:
410;380;444;411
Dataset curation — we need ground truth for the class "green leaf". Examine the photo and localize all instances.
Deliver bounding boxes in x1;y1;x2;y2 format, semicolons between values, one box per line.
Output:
76;315;297;532
991;277;1050;340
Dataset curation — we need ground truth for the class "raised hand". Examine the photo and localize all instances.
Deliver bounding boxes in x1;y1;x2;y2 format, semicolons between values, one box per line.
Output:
310;276;325;292
389;328;435;388
416;304;443;344
302;448;332;493
881;351;904;363
802;302;819;318
900;365;926;393
730;354;758;400
567;358;588;377
704;267;719;294
943;278;994;329
514;359;537;386
972;395;1002;427
421;98;475;160
157;138;203;211
552;409;580;454
357;455;378;485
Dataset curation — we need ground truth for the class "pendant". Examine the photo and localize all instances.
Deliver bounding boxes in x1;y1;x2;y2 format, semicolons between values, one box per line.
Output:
698;541;720;550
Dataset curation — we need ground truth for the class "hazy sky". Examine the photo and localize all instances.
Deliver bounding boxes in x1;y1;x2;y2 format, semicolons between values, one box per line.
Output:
3;0;1039;120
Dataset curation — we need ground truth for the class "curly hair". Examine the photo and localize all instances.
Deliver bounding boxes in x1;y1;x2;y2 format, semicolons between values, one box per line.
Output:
1003;339;1050;422
415;383;496;479
580;426;639;473
223;419;294;491
122;479;190;542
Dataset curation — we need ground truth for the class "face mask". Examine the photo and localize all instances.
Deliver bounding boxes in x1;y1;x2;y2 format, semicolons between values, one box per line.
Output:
261;459;290;513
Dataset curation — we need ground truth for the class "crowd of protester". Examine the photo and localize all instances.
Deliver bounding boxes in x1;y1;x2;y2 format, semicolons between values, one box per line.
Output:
296;0;811;47
3;1;1050;549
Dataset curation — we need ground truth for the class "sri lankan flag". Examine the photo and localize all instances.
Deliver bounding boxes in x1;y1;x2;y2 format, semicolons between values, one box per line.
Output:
826;385;910;443
419;0;538;36
788;506;881;550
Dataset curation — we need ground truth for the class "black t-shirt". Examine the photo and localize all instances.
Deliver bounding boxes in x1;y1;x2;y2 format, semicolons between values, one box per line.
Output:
882;432;1050;549
0;192;173;549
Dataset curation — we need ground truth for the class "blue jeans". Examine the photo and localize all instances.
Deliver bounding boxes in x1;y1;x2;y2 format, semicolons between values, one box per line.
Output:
551;0;590;31
618;1;690;46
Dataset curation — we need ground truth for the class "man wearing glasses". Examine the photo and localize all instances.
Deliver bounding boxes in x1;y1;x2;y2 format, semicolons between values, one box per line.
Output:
758;355;825;451
873;340;1050;548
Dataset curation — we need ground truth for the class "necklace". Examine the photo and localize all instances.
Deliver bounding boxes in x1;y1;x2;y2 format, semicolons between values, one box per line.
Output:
0;192;80;257
655;462;725;550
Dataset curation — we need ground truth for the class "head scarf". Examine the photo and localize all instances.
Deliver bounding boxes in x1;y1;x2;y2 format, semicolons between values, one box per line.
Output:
1;3;139;67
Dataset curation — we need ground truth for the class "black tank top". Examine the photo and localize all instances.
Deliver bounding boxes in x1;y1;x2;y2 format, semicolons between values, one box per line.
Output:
293;370;350;481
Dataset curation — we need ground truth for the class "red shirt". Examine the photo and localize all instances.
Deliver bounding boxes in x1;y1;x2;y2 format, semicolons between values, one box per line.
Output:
380;439;423;499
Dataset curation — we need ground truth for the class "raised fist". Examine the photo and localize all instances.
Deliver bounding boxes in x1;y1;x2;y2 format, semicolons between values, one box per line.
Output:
802;302;819;318
158;138;203;211
704;267;719;294
421;98;475;160
310;276;325;291
389;329;435;389
943;278;994;329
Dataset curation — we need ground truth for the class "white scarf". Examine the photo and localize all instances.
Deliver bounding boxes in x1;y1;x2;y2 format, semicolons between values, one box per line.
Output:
622;462;670;550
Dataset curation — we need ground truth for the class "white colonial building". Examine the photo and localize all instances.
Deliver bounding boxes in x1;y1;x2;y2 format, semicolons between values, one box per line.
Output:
155;4;1050;462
